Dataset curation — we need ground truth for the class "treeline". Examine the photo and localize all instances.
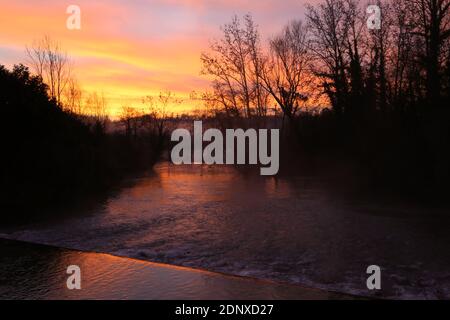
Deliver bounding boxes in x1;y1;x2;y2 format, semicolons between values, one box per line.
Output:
201;0;450;197
0;64;163;220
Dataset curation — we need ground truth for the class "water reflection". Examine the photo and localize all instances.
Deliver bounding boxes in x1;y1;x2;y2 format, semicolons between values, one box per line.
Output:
1;162;450;299
0;240;350;300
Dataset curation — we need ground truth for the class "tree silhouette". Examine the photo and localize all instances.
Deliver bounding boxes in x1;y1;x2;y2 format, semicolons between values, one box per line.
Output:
261;20;311;122
26;36;72;106
0;64;163;219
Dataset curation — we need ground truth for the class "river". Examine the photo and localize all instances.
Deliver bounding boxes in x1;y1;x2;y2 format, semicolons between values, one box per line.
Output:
1;162;449;299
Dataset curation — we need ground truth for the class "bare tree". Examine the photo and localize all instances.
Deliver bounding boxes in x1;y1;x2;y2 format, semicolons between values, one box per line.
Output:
408;0;450;107
142;90;179;139
363;0;393;112
26;36;72;105
85;91;109;129
389;0;417;107
260;20;311;121
306;0;351;115
119;106;142;138
63;77;83;114
245;16;271;117
201;14;267;118
343;0;366;113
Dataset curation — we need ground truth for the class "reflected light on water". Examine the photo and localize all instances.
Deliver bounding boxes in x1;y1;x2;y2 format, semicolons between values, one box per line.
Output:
2;162;450;299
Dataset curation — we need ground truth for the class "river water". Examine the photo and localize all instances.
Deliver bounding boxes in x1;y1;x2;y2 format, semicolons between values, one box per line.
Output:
1;162;449;299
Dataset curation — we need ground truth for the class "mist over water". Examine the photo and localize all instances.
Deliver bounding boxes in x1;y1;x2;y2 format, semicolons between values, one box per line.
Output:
2;162;450;299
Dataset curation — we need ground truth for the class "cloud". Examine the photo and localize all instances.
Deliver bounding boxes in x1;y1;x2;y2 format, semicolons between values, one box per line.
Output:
0;0;314;115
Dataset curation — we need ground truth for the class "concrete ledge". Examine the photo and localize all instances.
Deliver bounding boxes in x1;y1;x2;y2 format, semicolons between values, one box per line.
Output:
0;239;357;300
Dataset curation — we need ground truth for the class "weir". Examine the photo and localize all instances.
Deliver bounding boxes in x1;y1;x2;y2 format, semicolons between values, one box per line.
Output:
0;239;356;300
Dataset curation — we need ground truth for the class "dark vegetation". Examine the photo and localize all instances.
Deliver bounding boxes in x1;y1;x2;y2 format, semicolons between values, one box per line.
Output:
0;64;163;220
201;0;450;199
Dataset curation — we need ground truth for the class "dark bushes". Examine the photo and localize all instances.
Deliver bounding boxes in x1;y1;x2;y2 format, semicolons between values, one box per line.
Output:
0;65;162;218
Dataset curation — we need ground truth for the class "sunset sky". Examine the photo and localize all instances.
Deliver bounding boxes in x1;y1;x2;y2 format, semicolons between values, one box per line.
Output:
0;0;312;116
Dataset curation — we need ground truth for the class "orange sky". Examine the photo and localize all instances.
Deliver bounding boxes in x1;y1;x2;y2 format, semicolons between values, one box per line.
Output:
0;0;311;116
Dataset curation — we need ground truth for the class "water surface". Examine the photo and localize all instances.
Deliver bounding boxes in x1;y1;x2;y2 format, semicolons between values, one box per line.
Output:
2;162;449;299
0;239;352;300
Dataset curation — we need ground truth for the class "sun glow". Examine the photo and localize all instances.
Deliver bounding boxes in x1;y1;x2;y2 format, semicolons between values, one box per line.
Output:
0;0;308;117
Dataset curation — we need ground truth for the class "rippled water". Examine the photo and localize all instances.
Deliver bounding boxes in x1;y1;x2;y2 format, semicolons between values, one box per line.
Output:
2;162;450;299
0;239;350;300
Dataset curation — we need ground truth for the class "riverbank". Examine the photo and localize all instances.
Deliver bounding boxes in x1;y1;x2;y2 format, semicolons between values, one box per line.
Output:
0;239;356;300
